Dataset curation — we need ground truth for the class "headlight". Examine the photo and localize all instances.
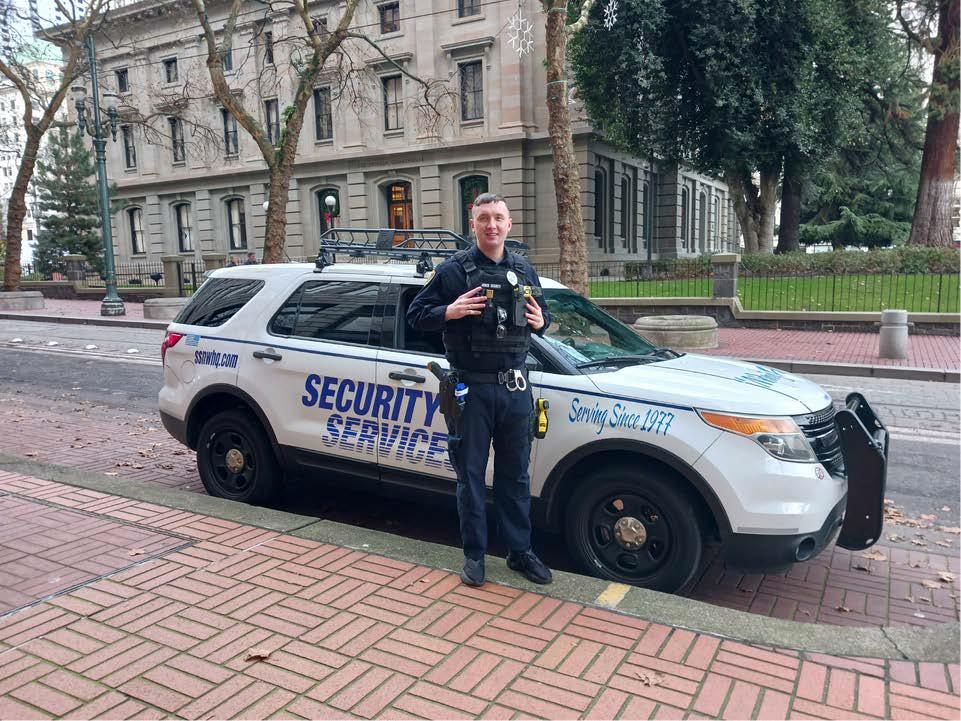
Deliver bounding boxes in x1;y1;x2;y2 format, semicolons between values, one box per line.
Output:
698;411;818;462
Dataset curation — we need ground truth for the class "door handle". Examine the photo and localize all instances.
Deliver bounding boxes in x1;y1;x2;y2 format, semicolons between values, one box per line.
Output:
389;371;426;383
253;350;283;361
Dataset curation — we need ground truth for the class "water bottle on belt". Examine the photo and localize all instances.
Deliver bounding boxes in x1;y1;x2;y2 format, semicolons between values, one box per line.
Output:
454;383;468;412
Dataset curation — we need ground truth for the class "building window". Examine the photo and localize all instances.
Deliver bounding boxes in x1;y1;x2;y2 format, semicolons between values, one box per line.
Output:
312;16;329;38
382;76;403;131
458;0;480;17
313;87;332;140
713;193;720;249
594;170;606;250
379;2;400;33
115;67;129;93
317;189;340;235
222;109;239;155
175;203;193;252
264;99;280;143
168;117;185;162
386;181;412;234
698;190;706;251
221;45;233;72
121;125;136;169
226;198;247;250
163;57;178;84
459;61;483;121
264;31;274;65
680;186;689;245
459;175;488;237
128;207;145;255
620;176;630;248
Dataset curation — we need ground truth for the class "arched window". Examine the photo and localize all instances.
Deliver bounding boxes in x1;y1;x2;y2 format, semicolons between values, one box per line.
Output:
620;177;631;249
680;187;689;245
385;181;413;233
713;193;720;249
226;198;247;250
641;181;650;248
127;207;145;255
698;191;707;251
459;175;488;237
174;203;192;252
316;189;340;237
594;170;606;250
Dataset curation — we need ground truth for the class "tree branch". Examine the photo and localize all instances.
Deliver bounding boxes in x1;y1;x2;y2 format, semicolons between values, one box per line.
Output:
895;0;936;54
568;0;598;34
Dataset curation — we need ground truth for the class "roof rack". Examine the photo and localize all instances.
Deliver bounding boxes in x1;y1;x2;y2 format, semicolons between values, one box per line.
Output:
314;228;528;275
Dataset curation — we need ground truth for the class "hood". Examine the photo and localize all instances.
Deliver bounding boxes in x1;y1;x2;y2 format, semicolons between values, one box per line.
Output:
588;353;833;417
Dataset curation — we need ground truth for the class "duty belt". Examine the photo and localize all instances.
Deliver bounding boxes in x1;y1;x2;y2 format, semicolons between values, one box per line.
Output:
456;368;528;392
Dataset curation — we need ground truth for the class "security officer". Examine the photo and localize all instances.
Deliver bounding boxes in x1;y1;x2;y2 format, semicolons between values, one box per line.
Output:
407;193;553;587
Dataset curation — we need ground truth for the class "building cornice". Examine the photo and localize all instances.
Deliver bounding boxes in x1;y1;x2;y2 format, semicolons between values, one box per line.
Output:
439;36;495;59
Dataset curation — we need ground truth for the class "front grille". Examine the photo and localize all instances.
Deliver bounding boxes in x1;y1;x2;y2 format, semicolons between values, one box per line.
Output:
794;405;844;473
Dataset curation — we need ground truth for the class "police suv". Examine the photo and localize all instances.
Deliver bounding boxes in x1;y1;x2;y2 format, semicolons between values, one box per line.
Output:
159;229;888;593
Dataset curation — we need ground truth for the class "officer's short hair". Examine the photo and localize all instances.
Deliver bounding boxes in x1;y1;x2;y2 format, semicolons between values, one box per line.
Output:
472;193;509;211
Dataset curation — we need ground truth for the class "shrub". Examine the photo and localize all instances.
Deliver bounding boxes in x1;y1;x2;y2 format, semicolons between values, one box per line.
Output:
740;247;959;276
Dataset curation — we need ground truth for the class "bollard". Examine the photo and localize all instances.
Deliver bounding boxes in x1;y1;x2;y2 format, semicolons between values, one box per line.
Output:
879;309;909;360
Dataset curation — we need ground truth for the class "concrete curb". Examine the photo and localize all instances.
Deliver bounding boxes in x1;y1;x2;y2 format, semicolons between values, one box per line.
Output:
0;452;957;663
0;311;168;331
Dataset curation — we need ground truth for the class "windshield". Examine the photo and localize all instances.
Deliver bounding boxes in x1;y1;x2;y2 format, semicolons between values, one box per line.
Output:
542;289;657;365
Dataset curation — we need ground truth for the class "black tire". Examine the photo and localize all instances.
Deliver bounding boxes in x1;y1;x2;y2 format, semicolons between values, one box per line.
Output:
564;465;704;593
196;409;280;504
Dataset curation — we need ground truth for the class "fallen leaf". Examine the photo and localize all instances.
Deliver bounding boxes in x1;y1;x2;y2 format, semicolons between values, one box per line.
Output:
740;588;755;593
104;472;118;476
244;647;272;662
937;526;961;535
936;540;953;548
852;563;870;572
132;464;144;470
24;451;37;457
910;562;924;568
836;606;852;613
913;612;926;619
918;597;932;604
860;550;887;561
904;596;914;602
887;534;905;542
921;580;942;589
937;572;955;583
128;549;145;556
633;671;664;687
911;539;928;547
921;514;938;521
800;610;811;616
941;506;951;512
158;462;174;470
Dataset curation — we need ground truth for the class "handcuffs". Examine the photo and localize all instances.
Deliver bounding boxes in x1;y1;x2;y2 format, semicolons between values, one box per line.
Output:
500;368;528;392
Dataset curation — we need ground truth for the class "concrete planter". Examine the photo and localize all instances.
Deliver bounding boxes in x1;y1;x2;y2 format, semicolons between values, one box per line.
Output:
0;290;44;310
144;297;188;320
634;314;719;349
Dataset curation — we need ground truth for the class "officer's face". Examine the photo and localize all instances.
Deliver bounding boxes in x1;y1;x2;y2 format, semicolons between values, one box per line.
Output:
471;201;512;256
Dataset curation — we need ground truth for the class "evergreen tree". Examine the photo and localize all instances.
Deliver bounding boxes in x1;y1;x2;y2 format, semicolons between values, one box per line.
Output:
32;127;103;275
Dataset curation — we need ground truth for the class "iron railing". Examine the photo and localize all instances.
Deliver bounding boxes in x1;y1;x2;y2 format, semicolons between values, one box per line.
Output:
532;259;714;298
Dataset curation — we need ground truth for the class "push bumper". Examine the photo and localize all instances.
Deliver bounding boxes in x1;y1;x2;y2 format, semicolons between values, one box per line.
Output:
834;393;889;550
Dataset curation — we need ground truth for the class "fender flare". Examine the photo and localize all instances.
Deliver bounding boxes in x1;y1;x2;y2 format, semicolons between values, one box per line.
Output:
538;438;732;536
186;384;281;452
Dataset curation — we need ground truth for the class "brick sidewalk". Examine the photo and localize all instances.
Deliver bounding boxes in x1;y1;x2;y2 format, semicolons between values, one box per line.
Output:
1;472;959;720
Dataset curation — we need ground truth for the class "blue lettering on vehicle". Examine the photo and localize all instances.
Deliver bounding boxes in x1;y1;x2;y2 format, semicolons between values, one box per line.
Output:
193;349;239;369
568;396;673;436
303;374;449;471
734;364;784;388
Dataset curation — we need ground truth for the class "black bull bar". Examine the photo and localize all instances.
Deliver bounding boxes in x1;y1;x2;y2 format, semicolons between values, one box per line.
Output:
835;393;889;551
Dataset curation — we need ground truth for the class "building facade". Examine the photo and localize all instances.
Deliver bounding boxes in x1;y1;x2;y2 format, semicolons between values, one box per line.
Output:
86;0;740;268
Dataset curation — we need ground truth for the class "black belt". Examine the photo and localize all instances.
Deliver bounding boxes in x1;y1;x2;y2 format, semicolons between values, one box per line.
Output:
456;369;528;387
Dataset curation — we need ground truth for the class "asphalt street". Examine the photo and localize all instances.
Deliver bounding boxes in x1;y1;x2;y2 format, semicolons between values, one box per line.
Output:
1;320;959;562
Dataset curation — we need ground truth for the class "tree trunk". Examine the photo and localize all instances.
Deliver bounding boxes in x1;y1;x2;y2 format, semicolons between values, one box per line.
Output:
3;130;41;292
908;0;959;247
757;166;779;254
724;166;779;254
776;154;802;254
543;0;588;296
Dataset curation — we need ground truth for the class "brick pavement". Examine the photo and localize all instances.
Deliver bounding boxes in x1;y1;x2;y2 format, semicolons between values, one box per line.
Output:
1;395;958;632
0;472;959;720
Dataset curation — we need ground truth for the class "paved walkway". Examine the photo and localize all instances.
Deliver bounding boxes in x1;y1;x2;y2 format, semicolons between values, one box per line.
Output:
0;471;959;720
8;299;960;372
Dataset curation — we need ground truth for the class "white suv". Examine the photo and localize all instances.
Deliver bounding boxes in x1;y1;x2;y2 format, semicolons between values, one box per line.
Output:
159;230;888;592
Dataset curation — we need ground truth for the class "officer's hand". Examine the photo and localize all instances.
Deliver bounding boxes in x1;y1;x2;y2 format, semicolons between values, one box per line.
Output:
445;287;487;320
525;300;545;331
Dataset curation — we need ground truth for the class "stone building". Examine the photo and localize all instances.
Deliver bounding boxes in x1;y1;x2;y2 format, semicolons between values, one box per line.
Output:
81;0;740;269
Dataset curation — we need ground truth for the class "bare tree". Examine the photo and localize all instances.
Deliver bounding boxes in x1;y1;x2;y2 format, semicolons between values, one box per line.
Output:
539;0;597;296
897;0;959;247
0;0;110;292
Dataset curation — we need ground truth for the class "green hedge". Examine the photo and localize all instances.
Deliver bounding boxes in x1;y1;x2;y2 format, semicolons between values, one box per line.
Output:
739;247;960;275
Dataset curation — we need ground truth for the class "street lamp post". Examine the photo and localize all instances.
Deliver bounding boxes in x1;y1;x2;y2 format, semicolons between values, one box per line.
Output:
324;194;337;239
72;35;124;316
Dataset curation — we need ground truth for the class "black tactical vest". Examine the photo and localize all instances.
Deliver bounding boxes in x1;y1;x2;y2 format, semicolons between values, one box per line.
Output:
443;249;539;356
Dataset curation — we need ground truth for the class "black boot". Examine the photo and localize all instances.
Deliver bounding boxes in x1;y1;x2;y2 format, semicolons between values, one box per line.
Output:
506;550;553;585
461;557;485;586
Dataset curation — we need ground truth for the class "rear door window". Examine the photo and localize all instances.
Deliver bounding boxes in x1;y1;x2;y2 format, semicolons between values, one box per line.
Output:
173;278;264;327
270;280;382;346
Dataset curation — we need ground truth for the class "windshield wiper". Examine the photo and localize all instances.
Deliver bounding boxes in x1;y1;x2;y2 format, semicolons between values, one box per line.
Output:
576;355;658;370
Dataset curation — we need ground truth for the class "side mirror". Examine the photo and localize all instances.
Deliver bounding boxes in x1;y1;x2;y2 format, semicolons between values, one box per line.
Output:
525;354;543;372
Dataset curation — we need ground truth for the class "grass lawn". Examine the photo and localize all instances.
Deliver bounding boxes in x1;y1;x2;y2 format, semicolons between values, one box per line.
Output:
590;273;960;313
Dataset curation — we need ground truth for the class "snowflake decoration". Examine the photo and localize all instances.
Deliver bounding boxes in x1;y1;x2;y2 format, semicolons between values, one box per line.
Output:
507;8;535;57
603;0;618;29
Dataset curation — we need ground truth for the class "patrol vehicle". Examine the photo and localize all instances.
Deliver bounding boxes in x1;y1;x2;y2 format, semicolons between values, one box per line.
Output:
159;229;888;593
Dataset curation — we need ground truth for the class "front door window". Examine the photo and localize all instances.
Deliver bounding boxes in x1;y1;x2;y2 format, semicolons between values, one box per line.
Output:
386;181;412;244
459;175;488;238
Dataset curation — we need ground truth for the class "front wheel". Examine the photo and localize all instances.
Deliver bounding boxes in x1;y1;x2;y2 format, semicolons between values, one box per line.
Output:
197;409;280;504
564;466;704;593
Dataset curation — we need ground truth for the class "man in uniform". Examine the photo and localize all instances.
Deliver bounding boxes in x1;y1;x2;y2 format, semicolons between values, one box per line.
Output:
407;193;553;587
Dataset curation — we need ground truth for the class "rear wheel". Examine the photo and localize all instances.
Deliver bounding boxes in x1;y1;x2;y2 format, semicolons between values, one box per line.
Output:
197;409;280;504
564;465;704;593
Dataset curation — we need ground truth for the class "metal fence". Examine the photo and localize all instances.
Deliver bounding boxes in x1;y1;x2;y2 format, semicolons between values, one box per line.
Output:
532;260;714;298
737;270;961;313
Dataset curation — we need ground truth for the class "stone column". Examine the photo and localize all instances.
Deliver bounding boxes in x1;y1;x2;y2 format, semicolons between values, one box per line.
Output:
160;255;183;297
711;253;739;298
202;253;228;271
63;254;86;283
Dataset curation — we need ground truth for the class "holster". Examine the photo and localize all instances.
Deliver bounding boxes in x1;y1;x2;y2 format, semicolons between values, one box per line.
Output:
427;362;461;424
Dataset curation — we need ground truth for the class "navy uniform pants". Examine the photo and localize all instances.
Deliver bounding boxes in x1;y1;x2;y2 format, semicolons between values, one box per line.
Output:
447;382;533;561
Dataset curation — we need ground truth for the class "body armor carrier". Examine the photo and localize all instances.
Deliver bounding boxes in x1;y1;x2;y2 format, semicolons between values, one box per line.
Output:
443;249;542;356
